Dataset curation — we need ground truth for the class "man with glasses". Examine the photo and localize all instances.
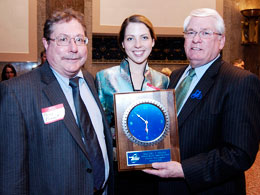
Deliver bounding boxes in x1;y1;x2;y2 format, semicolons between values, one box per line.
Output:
0;8;113;195
144;8;260;194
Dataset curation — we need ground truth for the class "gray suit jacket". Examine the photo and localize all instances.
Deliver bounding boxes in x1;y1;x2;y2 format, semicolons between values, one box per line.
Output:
161;57;260;195
0;62;114;195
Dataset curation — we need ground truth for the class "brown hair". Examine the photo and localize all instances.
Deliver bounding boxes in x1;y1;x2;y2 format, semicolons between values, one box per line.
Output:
43;8;86;40
118;14;156;52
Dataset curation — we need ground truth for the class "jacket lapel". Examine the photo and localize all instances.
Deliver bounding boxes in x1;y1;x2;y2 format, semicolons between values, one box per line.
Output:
178;58;222;127
169;68;186;89
40;63;89;157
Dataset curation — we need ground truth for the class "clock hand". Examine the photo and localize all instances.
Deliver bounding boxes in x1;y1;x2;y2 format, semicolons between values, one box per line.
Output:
145;120;148;134
136;114;149;134
136;114;146;123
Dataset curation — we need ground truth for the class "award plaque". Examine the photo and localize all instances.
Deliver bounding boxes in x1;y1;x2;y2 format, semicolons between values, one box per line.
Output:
114;89;180;171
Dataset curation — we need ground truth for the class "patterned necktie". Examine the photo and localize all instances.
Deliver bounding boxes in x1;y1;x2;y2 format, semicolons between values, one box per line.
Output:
69;77;105;190
175;68;196;113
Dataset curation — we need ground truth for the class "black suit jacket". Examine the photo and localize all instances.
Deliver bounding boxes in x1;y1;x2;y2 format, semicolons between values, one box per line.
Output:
0;62;114;195
160;57;260;195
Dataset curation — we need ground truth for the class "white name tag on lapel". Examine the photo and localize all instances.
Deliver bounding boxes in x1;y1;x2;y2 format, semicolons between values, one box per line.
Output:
41;104;65;124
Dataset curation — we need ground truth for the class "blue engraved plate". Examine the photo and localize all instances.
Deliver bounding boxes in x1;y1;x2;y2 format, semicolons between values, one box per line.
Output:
126;149;171;166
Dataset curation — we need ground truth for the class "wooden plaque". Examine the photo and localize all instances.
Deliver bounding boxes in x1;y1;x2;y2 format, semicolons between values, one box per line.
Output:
114;89;180;171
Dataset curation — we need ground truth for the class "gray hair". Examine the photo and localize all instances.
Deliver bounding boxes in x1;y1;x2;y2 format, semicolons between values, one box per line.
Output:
183;8;225;34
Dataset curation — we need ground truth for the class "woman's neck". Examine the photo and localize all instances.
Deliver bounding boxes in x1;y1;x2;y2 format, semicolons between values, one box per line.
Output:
128;59;147;75
127;58;147;90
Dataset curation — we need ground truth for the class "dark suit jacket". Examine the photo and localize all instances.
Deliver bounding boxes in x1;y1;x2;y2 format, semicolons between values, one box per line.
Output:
0;62;114;195
160;57;260;195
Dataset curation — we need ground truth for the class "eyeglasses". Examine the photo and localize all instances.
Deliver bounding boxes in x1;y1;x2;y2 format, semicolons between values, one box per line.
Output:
183;30;222;39
48;34;88;46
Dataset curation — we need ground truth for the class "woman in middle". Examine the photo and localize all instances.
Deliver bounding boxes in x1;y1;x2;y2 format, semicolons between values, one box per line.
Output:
96;14;169;194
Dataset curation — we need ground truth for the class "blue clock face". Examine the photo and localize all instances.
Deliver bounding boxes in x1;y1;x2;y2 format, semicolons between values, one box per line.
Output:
127;103;166;143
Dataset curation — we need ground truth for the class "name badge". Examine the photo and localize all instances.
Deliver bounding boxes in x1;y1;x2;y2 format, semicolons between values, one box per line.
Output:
42;104;65;124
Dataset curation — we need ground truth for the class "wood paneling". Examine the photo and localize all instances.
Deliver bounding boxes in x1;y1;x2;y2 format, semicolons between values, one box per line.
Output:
46;0;84;17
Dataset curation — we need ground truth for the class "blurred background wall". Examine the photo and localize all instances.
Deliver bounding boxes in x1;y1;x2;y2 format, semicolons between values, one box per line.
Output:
0;0;260;78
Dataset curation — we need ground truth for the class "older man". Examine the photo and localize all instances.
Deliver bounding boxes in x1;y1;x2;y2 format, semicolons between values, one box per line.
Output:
144;8;260;194
0;9;113;195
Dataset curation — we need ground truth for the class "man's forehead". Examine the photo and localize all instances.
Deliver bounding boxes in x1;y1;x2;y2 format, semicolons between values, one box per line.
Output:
51;19;85;35
190;16;217;23
187;16;216;29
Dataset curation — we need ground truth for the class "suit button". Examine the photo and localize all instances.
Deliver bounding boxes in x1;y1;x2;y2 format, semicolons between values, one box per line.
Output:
86;168;92;173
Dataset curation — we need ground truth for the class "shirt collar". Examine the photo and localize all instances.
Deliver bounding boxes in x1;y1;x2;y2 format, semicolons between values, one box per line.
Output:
186;54;220;78
50;67;83;86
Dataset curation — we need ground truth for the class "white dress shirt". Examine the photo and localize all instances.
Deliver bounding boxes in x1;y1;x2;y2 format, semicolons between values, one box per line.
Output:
175;55;220;115
51;68;109;187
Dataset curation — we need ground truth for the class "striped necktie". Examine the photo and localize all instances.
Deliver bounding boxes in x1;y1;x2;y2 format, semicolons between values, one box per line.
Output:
69;77;105;190
175;68;196;113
